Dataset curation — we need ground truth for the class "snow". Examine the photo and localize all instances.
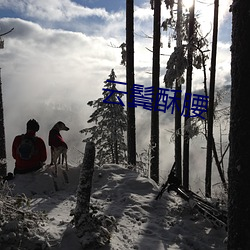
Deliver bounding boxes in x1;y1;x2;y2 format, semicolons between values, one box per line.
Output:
2;164;227;250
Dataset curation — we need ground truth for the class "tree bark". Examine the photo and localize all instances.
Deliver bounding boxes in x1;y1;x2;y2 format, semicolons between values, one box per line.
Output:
126;0;136;166
150;0;161;184
74;142;116;248
228;0;250;249
183;0;195;190
74;142;95;227
175;0;183;184
205;0;219;198
0;70;7;177
114;139;118;164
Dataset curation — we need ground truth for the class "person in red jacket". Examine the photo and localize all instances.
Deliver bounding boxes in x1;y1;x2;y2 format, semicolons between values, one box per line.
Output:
12;119;47;174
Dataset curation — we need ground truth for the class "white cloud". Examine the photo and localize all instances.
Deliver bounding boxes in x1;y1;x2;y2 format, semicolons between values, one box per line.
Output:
134;4;153;21
0;0;109;21
0;0;231;187
0;17;125;169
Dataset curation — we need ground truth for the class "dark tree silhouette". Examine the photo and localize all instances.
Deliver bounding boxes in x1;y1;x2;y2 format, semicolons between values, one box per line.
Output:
150;0;161;184
183;0;195;190
205;0;219;197
228;0;250;248
175;0;183;184
126;0;136;166
0;69;6;177
0;28;14;177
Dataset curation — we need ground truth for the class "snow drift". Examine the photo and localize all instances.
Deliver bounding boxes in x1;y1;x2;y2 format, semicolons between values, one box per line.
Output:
0;164;227;250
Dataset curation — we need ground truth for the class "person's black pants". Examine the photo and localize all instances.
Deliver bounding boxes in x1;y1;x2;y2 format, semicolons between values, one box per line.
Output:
14;165;43;175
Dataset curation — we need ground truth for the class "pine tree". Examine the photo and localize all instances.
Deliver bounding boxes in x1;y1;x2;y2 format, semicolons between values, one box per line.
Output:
80;69;127;166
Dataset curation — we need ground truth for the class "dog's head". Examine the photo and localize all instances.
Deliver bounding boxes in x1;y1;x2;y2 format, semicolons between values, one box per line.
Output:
53;121;69;131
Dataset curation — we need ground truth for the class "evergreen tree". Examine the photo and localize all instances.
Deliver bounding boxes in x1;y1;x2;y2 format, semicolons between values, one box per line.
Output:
80;69;127;166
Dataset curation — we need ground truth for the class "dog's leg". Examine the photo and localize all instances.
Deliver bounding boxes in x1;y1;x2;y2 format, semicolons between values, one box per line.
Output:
61;149;68;171
50;147;54;165
65;152;68;171
61;152;65;166
52;149;60;177
57;154;61;164
61;150;69;183
54;163;58;177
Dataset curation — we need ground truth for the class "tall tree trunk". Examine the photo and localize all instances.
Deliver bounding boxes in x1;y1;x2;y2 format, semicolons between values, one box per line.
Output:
114;139;118;164
175;0;183;184
0;69;7;177
113;114;119;164
205;0;219;197
74;142;115;248
126;0;136;166
0;31;13;178
74;142;95;226
183;0;195;190
110;143;114;163
150;0;161;184
228;0;250;248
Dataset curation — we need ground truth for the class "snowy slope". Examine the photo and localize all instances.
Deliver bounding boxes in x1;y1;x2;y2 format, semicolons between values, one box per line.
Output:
2;164;227;250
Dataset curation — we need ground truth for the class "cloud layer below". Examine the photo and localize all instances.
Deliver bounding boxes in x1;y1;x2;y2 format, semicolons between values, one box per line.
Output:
0;1;231;191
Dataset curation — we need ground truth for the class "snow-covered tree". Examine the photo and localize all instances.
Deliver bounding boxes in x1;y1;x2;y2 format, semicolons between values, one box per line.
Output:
80;69;127;166
162;1;210;189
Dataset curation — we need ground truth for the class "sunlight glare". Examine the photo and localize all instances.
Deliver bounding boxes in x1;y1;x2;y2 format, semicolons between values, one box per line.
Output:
183;0;194;9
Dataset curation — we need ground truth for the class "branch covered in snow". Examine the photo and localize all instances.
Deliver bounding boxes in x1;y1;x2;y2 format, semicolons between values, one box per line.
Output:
0;180;52;249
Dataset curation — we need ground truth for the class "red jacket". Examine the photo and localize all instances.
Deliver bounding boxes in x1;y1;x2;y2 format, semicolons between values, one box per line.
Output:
12;131;47;171
48;128;68;149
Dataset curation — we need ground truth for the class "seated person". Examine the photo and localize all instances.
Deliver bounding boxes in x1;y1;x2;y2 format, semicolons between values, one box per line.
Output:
12;119;47;174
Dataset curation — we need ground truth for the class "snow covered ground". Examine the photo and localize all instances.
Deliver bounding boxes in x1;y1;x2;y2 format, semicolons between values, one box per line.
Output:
1;164;227;250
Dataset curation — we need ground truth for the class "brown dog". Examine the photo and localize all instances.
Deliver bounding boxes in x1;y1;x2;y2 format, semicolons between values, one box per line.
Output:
48;121;69;176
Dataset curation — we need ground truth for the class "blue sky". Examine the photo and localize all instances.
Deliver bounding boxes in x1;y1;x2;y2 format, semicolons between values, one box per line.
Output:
0;0;232;185
0;0;153;36
74;0;126;12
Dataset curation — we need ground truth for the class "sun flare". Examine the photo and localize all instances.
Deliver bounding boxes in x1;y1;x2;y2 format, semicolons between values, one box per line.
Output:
183;0;194;9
